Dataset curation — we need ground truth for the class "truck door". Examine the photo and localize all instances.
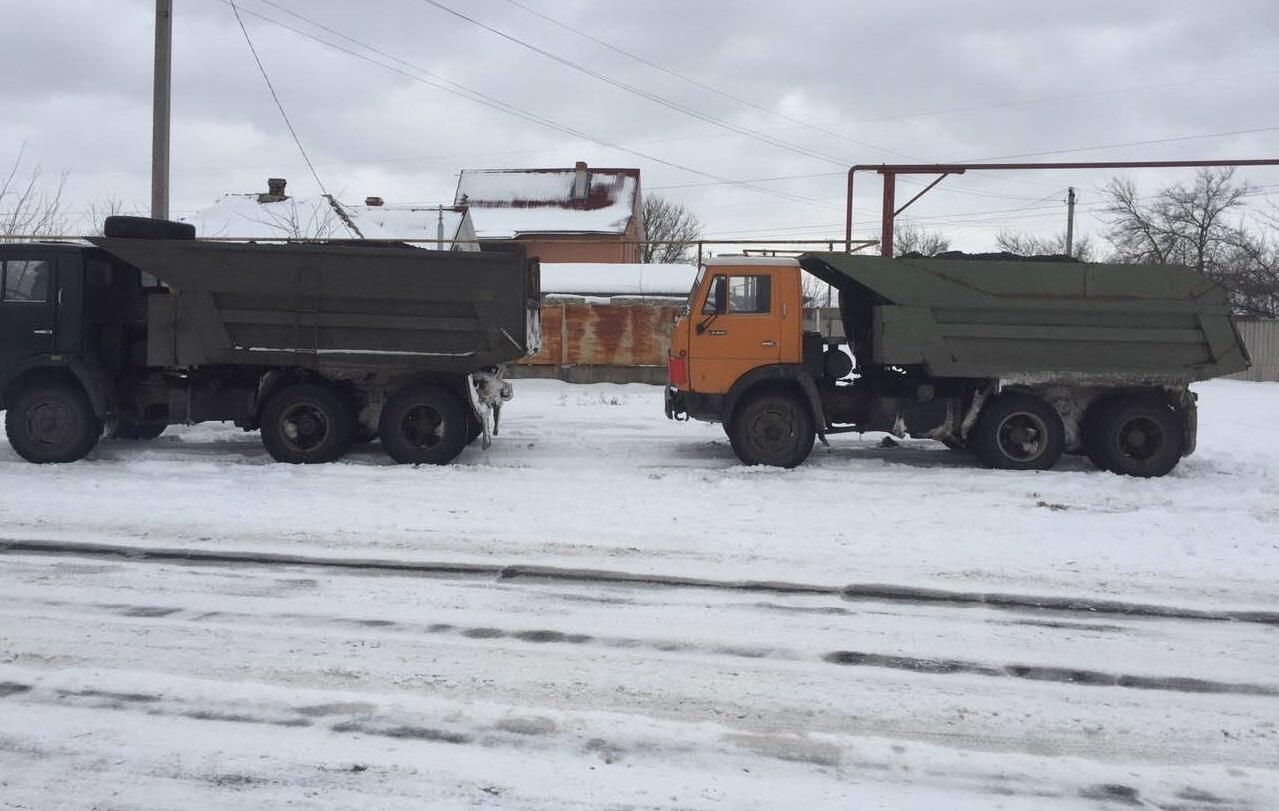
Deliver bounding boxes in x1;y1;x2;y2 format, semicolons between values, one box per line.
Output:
0;257;58;370
688;271;782;393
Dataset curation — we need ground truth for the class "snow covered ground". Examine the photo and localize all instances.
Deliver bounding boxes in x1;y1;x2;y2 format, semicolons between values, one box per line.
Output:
1;379;1277;808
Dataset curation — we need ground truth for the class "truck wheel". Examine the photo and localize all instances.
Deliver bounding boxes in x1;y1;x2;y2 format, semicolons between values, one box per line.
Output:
113;422;166;440
4;381;103;463
1087;397;1184;478
259;383;355;464
729;390;815;468
379;384;469;465
971;393;1064;471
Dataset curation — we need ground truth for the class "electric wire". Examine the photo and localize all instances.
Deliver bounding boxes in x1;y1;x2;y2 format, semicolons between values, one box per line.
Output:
228;0;331;197
212;0;840;210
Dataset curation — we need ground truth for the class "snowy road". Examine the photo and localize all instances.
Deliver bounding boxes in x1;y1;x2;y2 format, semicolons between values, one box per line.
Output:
1;550;1276;810
1;379;1277;808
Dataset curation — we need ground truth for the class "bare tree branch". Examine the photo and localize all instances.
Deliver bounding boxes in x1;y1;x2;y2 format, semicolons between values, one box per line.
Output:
641;194;701;263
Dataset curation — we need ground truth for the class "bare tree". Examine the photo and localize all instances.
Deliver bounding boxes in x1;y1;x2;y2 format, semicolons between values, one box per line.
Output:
995;230;1096;261
1103;168;1248;271
1;145;68;241
893;224;950;257
1101;168;1276;315
248;197;344;239
84;197;141;235
1220;210;1279;317
641;194;702;263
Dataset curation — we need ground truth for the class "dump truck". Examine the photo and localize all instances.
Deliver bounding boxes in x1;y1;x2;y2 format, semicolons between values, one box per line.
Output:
0;217;540;464
665;253;1251;476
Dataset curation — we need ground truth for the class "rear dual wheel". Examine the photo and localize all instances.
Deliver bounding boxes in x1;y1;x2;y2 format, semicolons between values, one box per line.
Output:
971;393;1065;471
260;383;355;464
1084;397;1184;478
379;384;470;465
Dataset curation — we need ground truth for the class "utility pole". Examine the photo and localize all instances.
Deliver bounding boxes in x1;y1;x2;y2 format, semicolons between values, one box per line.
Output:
1064;186;1076;258
151;0;173;220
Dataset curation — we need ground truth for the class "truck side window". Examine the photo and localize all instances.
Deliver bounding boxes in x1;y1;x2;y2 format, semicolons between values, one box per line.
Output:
727;275;771;314
1;260;52;303
702;275;727;314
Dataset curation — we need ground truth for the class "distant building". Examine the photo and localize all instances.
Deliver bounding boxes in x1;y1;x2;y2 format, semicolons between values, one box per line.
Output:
455;162;644;263
184;178;479;250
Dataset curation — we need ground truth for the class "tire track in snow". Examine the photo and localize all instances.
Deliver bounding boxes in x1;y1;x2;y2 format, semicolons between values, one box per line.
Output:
8;590;1277;700
4;537;1278;627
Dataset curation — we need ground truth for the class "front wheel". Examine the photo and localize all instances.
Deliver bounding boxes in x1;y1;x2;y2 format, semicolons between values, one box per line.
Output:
4;381;103;463
379;384;470;465
728;390;815;468
970;392;1065;471
259;383;355;464
1086;397;1184;478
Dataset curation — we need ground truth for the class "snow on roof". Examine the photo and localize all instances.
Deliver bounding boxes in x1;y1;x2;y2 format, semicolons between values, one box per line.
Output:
539;263;695;296
704;255;800;267
183;195;469;247
455;165;640;239
343;205;468;245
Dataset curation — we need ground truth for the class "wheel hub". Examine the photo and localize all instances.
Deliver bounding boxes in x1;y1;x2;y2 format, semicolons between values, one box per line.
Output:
401;405;444;449
280;404;329;452
26;402;71;447
996;412;1047;462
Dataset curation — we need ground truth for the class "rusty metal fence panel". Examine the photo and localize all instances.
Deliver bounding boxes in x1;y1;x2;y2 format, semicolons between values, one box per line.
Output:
517;301;679;368
1227;319;1279;382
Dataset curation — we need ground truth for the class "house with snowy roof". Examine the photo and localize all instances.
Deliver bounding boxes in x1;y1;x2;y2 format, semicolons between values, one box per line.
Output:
454;162;645;263
183;178;479;250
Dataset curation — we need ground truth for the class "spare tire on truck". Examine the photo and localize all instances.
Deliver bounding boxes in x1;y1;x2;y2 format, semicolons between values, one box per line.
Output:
102;216;196;240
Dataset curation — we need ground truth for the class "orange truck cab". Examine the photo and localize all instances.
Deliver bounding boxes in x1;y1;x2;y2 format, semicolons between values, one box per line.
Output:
666;257;842;467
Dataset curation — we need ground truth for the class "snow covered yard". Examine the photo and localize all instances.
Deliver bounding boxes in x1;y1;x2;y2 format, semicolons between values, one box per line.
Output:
1;378;1277;808
1;378;1277;607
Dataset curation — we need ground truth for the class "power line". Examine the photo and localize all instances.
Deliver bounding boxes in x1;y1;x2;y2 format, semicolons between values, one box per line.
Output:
497;0;920;162
228;0;330;197
211;0;840;210
415;0;886;168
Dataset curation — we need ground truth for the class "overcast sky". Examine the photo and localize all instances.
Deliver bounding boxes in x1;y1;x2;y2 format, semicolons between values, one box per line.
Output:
3;0;1278;248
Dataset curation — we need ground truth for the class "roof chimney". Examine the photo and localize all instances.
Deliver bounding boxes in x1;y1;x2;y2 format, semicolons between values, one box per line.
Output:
572;161;588;200
258;177;288;203
365;196;384;207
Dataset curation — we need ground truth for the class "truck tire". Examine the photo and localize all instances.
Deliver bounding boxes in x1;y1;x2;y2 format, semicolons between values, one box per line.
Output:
379;384;469;465
1086;396;1184;478
728;389;815;468
4;381;103;463
102;215;196;240
970;392;1064;471
259;383;355;464
113;422;167;440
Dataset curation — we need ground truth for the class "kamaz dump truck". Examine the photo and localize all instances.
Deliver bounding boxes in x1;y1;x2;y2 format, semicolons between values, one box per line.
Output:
665;253;1251;476
0;217;540;464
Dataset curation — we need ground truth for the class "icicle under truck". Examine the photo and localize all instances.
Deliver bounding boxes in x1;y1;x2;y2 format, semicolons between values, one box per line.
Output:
0;217;540;464
665;253;1250;476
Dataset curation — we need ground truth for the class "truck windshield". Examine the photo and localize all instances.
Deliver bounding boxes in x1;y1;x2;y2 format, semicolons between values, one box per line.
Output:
683;265;707;315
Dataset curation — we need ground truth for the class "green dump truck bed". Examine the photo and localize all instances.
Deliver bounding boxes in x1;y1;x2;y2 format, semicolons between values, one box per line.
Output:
89;237;540;374
799;252;1250;382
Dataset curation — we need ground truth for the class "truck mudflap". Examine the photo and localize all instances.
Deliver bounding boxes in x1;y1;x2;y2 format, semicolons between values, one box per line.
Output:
1180;389;1199;457
468;368;514;449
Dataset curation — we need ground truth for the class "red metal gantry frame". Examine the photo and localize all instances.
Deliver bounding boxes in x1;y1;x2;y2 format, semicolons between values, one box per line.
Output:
844;158;1279;257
